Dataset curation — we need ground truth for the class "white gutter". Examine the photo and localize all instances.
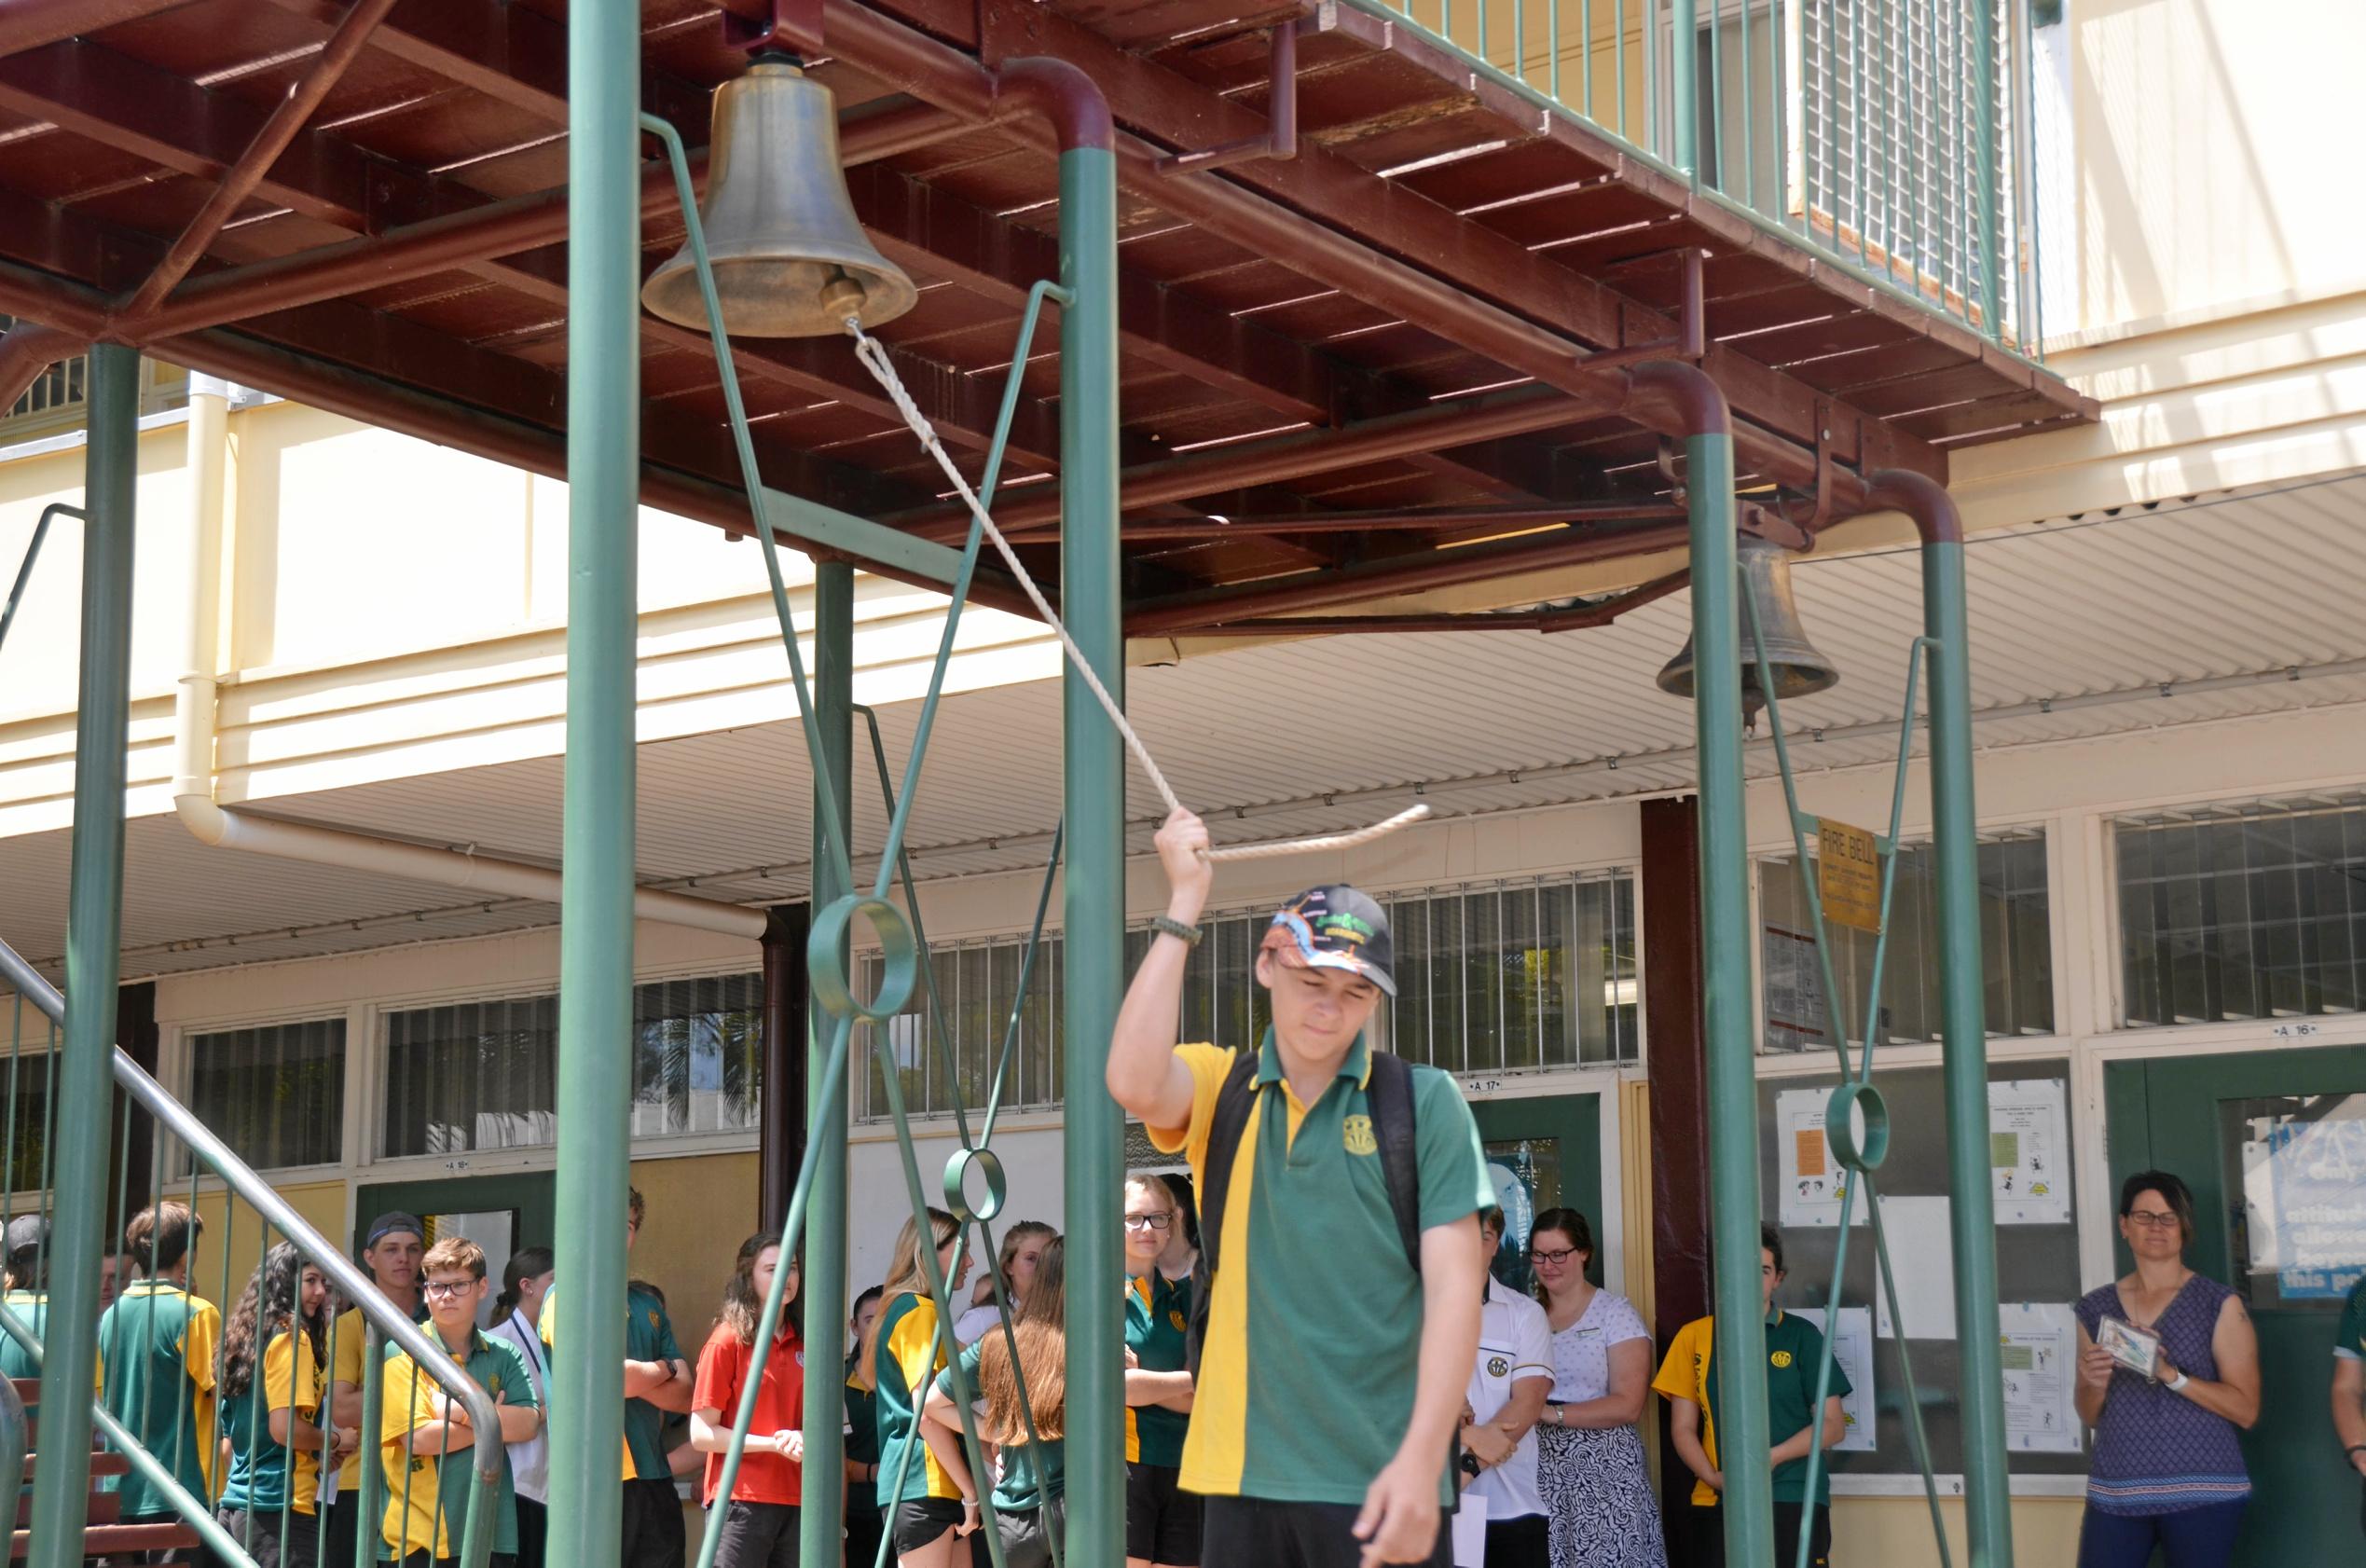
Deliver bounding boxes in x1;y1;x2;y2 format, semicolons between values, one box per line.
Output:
168;376;768;942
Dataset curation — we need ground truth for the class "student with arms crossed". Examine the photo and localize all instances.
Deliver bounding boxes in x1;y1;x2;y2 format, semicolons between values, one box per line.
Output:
1652;1224;1848;1568
378;1236;541;1568
1106;806;1492;1568
328;1211;430;1565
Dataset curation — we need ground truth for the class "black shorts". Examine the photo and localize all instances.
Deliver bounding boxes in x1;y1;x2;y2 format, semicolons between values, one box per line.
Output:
713;1499;800;1568
1483;1511;1549;1566
1202;1495;1450;1568
622;1477;687;1568
995;1498;1067;1568
892;1496;969;1555
1126;1464;1203;1564
1686;1501;1831;1568
214;1506;320;1568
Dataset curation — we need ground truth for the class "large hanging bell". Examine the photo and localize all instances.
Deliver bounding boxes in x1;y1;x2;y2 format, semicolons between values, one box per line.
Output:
641;57;917;337
1656;533;1840;724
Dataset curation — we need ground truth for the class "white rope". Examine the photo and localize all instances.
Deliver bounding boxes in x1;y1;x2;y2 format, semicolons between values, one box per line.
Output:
846;317;1428;863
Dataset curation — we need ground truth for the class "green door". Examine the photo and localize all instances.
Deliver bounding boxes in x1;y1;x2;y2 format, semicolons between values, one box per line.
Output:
2104;1044;2366;1566
1469;1093;1605;1295
354;1171;557;1322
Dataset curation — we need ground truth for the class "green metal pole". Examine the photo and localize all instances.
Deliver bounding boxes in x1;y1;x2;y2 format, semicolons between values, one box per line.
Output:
25;342;138;1568
798;560;854;1568
1059;140;1126;1568
546;2;638;1565
1671;0;1699;176
1924;533;2014;1568
1686;425;1775;1568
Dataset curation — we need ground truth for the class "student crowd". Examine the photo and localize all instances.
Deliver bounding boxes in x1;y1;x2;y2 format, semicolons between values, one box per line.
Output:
1;821;2361;1568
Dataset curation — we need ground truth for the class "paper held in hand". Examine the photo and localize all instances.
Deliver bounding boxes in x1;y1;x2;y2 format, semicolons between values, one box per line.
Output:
2097;1315;2162;1380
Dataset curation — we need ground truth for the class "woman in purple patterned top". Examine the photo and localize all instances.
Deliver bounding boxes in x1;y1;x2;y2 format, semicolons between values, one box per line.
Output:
2071;1170;2262;1568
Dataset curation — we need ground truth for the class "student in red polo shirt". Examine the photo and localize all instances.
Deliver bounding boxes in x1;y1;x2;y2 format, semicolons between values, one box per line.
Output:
689;1232;806;1568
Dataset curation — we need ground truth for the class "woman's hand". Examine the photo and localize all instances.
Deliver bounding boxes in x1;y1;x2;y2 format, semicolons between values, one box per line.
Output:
956;1498;982;1537
2078;1342;2115;1391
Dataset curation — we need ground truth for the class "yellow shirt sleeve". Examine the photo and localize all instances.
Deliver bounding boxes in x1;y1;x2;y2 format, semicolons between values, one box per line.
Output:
886;1295;947;1396
1143;1043;1239;1177
1650;1317;1708;1405
262;1331;321;1416
332;1308;366;1388
186;1303;222;1497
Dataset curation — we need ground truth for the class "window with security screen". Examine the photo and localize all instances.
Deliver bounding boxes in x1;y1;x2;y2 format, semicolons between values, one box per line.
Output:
856;871;1640;1121
2116;797;2366;1026
1758;831;2052;1052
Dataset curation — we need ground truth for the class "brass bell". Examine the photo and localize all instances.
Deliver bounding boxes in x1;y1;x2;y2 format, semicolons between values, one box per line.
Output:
641;57;917;337
1656;534;1840;724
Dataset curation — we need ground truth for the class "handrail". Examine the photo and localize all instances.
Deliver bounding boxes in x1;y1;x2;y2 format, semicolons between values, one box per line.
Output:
0;936;505;1568
0;502;79;659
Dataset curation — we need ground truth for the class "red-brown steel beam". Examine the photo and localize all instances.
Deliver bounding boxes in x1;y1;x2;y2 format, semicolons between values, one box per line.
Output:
0;0;196;56
118;0;401;321
812;0;1935;505
889;384;1589;541
1125;520;1694;635
1168;570;1692;634
0;321;86;414
1116;502;1685;539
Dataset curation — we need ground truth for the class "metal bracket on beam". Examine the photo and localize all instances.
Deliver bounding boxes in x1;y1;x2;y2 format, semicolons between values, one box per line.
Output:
724;0;826;59
1578;249;1709;371
1156;21;1300;174
1753;410;1839;545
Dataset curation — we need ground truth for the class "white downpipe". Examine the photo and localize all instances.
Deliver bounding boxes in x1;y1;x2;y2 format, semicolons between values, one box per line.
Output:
168;378;768;942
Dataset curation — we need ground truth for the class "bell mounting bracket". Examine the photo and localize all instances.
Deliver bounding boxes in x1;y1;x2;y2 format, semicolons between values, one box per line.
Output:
724;0;826;61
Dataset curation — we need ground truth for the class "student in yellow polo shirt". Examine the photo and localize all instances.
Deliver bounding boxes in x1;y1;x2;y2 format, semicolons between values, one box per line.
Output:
1107;807;1493;1568
1651;1223;1848;1568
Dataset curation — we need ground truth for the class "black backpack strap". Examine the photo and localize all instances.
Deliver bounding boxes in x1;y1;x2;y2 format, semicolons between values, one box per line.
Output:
1365;1051;1424;1275
1186;1048;1262;1379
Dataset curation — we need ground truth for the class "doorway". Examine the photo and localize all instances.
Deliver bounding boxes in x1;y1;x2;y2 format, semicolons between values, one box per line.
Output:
2104;1044;2366;1565
1470;1092;1605;1295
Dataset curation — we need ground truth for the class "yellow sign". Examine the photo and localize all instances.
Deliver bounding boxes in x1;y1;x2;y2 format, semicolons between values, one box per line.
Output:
1817;817;1884;934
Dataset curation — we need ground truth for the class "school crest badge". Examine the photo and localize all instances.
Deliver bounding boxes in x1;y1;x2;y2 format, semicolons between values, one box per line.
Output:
1341;1115;1378;1156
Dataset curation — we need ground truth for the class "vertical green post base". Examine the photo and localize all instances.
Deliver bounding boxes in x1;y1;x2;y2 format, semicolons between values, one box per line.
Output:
1058;142;1125;1568
547;5;638;1566
799;562;855;1566
1924;539;2013;1567
1687;431;1776;1568
25;343;137;1568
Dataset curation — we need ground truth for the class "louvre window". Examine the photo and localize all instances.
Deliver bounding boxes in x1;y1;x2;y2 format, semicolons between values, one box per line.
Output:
1759;832;2052;1052
189;1018;346;1170
2117;797;2366;1026
381;974;763;1158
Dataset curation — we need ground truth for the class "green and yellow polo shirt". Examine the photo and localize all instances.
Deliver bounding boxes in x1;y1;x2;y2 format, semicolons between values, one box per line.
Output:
1124;1271;1192;1467
0;1288;46;1382
377;1327;535;1561
218;1327;325;1516
873;1290;960;1505
936;1341;1065;1512
98;1281;220;1516
1651;1308;1852;1506
1148;1034;1492;1507
538;1284;673;1480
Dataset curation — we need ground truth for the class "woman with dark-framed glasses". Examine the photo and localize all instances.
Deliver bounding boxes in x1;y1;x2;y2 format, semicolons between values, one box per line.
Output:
1121;1172;1200;1568
1530;1207;1665;1568
2072;1170;2261;1568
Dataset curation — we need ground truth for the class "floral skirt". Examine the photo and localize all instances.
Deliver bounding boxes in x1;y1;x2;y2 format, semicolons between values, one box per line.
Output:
1537;1421;1668;1568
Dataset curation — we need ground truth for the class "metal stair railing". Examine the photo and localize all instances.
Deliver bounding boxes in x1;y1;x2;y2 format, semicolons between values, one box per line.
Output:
0;937;506;1568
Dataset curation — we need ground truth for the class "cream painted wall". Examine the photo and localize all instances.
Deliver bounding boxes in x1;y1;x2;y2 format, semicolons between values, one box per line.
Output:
1831;1494;2084;1567
187;1177;351;1309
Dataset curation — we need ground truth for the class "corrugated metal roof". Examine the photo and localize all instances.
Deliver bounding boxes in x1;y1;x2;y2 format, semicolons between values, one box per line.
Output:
6;472;2364;984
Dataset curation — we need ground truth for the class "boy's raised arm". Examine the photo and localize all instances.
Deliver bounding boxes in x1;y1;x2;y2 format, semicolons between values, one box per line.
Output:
1106;807;1213;1130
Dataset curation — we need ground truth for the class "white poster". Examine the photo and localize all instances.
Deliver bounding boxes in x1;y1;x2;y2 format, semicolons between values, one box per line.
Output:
1988;1080;2072;1225
1763;926;1827;1052
1451;1492;1489;1567
1791;1305;1877;1451
1997;1302;2082;1453
1777;1086;1861;1228
1874;1196;1957;1340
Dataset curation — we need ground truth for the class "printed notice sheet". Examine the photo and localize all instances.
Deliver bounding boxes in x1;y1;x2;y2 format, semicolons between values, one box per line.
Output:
1874;1196;1957;1339
1997;1302;2082;1452
1777;1086;1860;1227
1988;1080;2071;1224
1792;1305;1877;1451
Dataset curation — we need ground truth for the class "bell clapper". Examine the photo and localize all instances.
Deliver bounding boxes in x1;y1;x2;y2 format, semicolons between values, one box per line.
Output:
819;273;868;323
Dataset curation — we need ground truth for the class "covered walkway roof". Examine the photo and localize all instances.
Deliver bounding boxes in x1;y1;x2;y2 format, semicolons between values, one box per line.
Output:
0;0;2091;633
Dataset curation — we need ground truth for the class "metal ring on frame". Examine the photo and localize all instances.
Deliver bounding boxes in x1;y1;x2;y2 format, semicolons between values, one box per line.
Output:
807;893;920;1022
942;1144;1008;1224
1824;1080;1891;1173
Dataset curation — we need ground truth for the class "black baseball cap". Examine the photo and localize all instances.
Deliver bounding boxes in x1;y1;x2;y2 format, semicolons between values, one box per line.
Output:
365;1211;426;1251
1261;885;1396;997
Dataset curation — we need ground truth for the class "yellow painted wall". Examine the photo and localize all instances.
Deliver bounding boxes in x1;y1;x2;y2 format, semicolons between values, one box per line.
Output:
626;1152;763;1355
186;1177;350;1309
1832;1494;2084;1566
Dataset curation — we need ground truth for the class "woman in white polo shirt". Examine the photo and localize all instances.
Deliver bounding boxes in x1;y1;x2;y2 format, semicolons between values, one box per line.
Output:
1462;1206;1555;1562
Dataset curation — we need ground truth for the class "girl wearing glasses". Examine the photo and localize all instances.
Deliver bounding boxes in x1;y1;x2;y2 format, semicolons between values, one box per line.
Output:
1122;1173;1200;1568
1530;1207;1665;1568
2071;1171;2260;1568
